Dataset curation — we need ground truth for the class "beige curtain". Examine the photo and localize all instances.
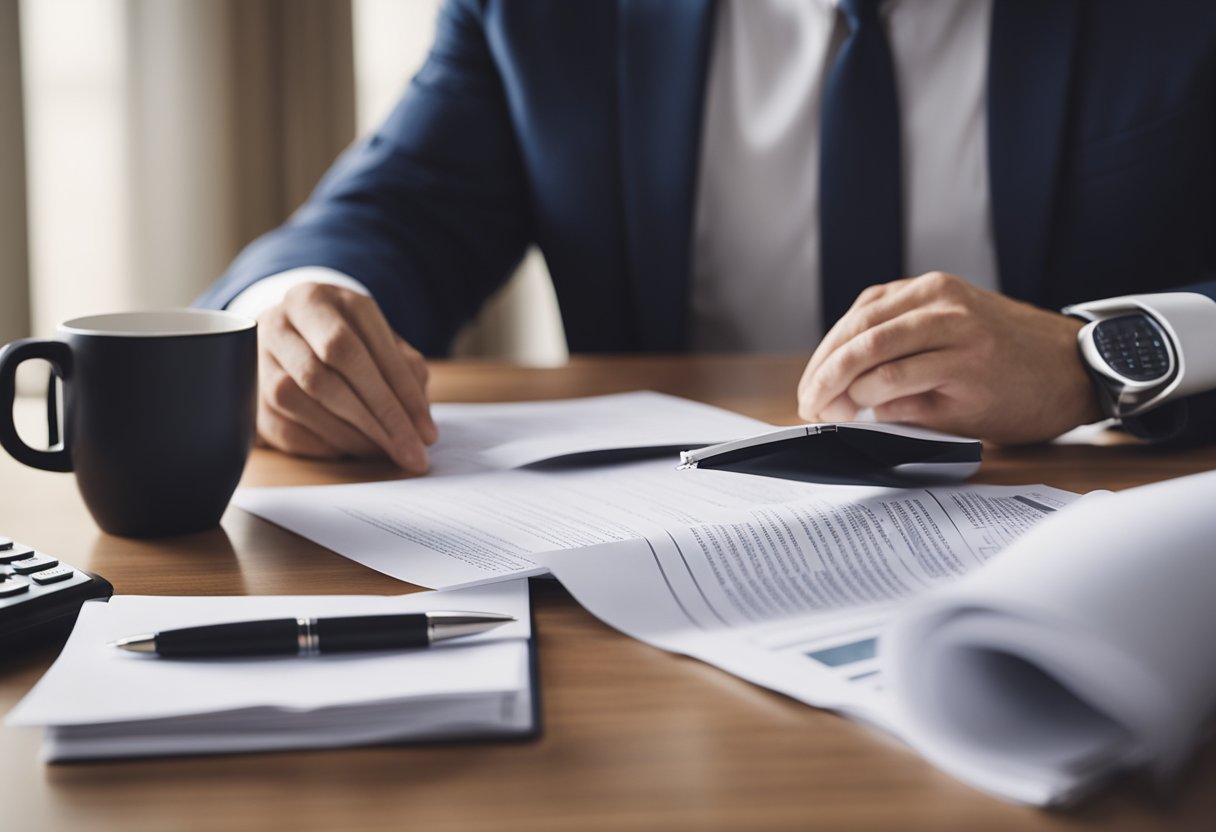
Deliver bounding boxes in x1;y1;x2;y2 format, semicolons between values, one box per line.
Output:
125;0;357;310
127;0;566;363
0;0;30;345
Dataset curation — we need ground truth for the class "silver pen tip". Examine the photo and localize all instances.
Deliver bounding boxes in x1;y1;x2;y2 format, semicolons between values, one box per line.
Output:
109;634;157;653
427;611;515;623
426;611;516;643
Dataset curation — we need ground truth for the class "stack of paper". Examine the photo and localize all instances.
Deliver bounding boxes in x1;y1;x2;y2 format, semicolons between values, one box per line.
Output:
234;392;829;590
886;471;1216;804
537;471;1216;806
6;581;536;761
234;392;985;591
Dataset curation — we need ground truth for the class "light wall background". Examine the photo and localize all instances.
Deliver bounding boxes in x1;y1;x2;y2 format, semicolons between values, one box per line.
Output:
11;0;566;367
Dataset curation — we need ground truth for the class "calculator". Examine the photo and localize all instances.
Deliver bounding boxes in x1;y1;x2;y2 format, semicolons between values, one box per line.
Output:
0;535;113;652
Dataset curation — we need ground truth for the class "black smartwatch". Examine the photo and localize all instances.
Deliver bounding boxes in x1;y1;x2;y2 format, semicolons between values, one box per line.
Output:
1076;313;1176;418
1063;293;1216;422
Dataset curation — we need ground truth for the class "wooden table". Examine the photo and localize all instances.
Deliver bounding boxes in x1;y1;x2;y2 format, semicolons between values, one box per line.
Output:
3;355;1216;832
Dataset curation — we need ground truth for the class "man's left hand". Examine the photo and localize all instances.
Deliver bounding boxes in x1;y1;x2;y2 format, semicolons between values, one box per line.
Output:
797;271;1104;444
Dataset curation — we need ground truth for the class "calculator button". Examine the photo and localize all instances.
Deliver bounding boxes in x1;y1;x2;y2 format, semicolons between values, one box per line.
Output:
31;566;74;586
0;576;30;597
0;536;12;550
0;546;35;564
12;555;59;575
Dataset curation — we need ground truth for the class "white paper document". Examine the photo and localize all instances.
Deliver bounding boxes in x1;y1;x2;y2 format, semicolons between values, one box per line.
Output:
235;392;795;589
539;471;1216;805
238;392;997;591
6;581;535;760
533;484;1090;801
424;391;771;475
236;459;837;590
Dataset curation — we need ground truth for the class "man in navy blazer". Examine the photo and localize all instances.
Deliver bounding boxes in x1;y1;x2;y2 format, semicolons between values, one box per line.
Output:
200;0;1216;471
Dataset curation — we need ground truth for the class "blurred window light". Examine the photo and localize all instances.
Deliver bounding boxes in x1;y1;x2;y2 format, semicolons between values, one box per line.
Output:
353;0;442;136
20;0;131;338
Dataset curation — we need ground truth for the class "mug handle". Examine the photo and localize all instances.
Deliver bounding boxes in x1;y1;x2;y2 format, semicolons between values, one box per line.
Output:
0;338;74;472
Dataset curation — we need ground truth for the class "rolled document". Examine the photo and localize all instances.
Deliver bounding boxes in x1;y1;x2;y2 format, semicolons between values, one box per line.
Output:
885;470;1216;805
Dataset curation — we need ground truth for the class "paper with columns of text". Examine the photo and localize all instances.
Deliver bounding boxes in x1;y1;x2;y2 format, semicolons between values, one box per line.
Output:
535;483;1088;804
236;459;837;589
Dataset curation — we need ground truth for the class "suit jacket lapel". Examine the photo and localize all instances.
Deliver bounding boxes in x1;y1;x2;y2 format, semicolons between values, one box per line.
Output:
987;0;1082;303
618;0;717;351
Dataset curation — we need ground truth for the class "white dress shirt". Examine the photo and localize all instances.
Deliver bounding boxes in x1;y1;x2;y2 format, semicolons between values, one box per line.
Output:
690;0;996;351
225;266;371;319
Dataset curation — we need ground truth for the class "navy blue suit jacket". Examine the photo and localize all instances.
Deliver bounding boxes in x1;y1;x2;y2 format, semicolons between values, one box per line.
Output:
200;0;1216;438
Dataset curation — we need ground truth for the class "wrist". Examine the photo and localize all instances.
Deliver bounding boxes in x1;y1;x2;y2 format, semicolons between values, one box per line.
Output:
227;268;370;320
1061;316;1107;427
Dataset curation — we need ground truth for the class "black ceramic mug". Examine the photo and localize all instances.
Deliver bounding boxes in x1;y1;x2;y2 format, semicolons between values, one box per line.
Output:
0;310;257;538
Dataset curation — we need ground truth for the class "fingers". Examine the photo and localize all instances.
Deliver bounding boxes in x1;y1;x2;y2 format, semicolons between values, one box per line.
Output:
254;283;438;471
342;295;438;445
817;364;958;425
797;271;1102;443
847;350;957;411
284;284;437;467
279;286;430;472
256;401;344;459
799;273;970;401
872;392;943;426
260;353;382;458
812;393;860;423
798;273;978;420
799;277;915;394
798;308;952;421
397;333;430;390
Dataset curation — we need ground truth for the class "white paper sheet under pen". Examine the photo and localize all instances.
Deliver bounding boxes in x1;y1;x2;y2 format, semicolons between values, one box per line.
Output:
6;581;533;760
236;460;834;589
534;484;1083;797
424;391;771;475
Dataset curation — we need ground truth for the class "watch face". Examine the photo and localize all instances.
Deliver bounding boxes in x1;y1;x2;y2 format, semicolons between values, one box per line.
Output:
1092;314;1173;383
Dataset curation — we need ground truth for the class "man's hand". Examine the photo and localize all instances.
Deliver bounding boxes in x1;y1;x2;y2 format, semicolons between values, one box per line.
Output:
254;282;438;472
797;272;1104;444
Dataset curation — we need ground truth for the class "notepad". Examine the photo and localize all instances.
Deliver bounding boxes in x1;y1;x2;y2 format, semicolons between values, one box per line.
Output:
5;580;538;761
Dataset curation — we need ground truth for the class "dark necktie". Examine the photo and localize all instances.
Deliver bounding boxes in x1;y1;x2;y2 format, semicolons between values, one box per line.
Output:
819;0;904;329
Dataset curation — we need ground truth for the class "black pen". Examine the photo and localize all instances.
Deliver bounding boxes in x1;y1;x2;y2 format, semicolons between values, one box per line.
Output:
109;611;515;658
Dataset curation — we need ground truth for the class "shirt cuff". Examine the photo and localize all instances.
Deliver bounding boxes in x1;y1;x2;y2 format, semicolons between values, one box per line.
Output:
224;267;372;319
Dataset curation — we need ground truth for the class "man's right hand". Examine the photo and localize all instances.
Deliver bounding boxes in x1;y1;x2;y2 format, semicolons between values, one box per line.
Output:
253;282;438;473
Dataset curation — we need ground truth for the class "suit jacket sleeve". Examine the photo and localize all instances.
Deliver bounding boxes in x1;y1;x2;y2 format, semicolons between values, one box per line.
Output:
195;0;531;357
